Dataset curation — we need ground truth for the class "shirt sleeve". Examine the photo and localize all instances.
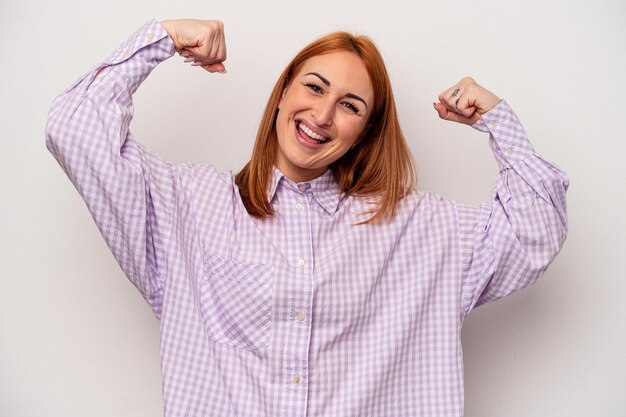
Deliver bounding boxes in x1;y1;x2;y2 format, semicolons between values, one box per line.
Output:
45;19;177;319
456;100;570;320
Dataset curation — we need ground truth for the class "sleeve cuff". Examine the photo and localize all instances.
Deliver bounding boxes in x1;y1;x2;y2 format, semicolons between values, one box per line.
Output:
103;18;175;65
85;19;176;94
472;99;537;171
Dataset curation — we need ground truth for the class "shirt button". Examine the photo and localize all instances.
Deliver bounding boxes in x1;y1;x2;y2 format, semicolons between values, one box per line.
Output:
295;203;304;212
297;184;306;192
297;259;306;267
147;32;154;40
491;120;500;128
122;49;130;58
295;312;305;321
506;146;515;155
292;375;301;384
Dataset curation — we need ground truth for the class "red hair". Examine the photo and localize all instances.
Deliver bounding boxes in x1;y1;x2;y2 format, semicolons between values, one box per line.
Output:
236;31;417;224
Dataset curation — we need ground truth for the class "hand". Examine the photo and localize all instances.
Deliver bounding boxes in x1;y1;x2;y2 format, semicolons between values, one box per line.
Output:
433;77;501;125
160;19;227;73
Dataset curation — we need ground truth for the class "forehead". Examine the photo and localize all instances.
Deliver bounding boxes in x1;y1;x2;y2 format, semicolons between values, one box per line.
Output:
297;52;373;99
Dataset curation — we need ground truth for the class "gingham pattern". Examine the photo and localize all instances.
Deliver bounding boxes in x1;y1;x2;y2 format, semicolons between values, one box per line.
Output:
45;19;570;417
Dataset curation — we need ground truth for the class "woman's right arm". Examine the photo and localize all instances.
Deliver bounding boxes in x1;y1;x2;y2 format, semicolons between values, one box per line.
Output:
45;19;225;318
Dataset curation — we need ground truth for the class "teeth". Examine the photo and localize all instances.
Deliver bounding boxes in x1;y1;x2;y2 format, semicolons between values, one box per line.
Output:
299;122;328;142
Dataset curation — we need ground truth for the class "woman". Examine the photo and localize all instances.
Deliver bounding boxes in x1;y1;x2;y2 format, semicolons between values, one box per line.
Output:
46;18;569;417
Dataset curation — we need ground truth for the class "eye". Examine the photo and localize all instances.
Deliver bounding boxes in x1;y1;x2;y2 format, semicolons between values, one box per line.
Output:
304;82;323;94
341;101;360;114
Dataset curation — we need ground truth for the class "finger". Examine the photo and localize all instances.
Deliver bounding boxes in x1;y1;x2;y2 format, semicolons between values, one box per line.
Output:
197;35;215;61
191;38;225;66
433;102;478;125
200;62;227;73
452;95;477;118
439;86;480;120
433;102;446;119
181;47;202;60
438;88;460;116
216;37;227;63
199;26;221;59
188;53;219;66
207;32;226;65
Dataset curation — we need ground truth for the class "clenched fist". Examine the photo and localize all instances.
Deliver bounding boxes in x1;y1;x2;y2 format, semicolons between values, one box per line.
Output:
433;77;501;126
161;19;227;73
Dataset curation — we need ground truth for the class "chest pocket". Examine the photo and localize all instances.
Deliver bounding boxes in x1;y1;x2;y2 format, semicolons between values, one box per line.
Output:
200;253;273;352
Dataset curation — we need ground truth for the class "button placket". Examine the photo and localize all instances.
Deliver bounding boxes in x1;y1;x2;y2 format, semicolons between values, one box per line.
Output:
278;179;313;398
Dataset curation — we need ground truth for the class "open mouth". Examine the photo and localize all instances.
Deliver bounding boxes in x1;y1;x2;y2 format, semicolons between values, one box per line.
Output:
297;120;331;144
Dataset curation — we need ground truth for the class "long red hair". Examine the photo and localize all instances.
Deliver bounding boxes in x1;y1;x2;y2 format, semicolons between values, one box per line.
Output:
235;31;417;224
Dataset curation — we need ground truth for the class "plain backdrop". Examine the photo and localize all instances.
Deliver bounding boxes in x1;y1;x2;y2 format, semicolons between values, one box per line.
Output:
1;0;625;416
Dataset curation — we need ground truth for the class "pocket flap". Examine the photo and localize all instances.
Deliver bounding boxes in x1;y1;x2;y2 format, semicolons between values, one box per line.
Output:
206;253;273;283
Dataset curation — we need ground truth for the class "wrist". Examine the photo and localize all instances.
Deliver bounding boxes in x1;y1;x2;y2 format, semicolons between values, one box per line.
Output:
479;95;502;115
159;20;178;48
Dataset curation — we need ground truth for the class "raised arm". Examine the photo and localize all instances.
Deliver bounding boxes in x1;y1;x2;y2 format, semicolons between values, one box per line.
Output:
45;18;226;318
434;77;569;319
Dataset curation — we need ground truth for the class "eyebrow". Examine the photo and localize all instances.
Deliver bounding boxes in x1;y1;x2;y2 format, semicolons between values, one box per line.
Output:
305;72;369;110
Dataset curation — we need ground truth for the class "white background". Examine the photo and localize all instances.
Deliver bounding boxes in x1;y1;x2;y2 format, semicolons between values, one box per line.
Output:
1;0;625;416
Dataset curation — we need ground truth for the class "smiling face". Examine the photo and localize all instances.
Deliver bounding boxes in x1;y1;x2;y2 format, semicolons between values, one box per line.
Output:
275;51;374;183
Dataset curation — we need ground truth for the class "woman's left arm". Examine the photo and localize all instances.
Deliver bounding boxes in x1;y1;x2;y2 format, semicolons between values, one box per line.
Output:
434;78;570;320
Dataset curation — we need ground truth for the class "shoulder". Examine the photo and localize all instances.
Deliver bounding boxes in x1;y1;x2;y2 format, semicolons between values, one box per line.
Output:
178;163;235;190
345;188;458;227
396;188;460;231
175;163;241;208
402;188;457;214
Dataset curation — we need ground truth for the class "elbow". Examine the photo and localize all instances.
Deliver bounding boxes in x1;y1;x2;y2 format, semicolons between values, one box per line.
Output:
526;214;568;278
529;179;570;275
45;117;58;155
45;95;67;156
45;93;79;159
45;112;62;159
45;81;85;157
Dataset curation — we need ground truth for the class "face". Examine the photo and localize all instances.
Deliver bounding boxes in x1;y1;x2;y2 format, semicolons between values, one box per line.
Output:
275;51;374;183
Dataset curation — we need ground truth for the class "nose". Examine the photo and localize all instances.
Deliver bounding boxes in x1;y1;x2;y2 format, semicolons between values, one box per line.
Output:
311;97;334;127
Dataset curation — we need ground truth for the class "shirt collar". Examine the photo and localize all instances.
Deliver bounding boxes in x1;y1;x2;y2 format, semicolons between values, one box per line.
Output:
268;166;342;216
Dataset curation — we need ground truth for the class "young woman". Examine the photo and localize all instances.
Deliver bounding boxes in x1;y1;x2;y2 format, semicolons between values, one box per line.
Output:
46;18;569;417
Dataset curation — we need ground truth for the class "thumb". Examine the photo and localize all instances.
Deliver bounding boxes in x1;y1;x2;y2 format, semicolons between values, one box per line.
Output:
202;62;227;73
433;102;446;119
192;61;227;73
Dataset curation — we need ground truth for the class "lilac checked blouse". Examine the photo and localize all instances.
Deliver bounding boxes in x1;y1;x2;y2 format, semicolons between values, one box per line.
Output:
46;19;569;417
